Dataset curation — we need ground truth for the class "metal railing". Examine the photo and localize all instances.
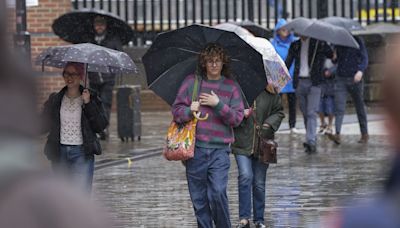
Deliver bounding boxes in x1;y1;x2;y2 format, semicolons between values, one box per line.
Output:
72;0;399;46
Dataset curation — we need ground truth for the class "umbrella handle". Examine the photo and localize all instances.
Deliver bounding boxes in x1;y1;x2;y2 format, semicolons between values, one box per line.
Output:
84;63;88;88
193;111;209;121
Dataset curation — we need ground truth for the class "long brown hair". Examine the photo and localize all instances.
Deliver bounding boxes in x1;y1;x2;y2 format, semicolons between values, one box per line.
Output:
196;43;232;79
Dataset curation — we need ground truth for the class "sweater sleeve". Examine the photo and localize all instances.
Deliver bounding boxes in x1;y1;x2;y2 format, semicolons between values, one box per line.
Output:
264;94;285;132
357;38;369;72
214;82;244;127
172;75;194;123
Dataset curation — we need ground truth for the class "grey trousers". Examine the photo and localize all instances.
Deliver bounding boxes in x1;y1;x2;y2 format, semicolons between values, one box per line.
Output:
296;78;321;145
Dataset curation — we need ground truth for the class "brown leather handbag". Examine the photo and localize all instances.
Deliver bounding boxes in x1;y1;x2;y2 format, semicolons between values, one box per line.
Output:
251;101;278;164
256;132;278;164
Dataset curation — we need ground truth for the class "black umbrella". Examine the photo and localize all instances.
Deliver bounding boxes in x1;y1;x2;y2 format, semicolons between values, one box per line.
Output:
283;17;359;48
52;9;134;45
321;16;364;31
142;24;265;106
230;20;273;38
35;43;137;86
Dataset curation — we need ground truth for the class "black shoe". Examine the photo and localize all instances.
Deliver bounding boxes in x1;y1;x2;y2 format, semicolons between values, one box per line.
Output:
303;142;311;153
309;144;317;153
303;142;317;154
99;131;107;140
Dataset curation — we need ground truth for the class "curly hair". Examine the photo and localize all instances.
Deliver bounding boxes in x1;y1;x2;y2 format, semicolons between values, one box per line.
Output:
196;43;232;79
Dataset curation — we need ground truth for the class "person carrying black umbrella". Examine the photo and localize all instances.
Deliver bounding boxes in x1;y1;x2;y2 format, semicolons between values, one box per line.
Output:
172;43;244;228
88;16;123;140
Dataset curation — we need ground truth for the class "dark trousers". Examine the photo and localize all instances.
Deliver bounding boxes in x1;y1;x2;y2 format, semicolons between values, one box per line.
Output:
89;81;114;122
285;92;297;128
334;77;368;135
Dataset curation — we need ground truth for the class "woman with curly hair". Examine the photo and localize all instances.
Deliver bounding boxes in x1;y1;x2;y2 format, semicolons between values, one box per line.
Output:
172;43;244;228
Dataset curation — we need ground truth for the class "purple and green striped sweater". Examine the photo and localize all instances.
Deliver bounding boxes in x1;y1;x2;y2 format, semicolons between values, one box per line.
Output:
172;74;244;148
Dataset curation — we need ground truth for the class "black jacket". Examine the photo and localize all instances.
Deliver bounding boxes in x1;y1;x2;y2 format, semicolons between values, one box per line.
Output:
335;36;369;78
41;86;108;161
88;33;123;83
285;38;333;88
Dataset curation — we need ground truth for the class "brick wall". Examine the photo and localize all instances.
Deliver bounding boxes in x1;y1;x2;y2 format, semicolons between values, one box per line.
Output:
27;0;71;106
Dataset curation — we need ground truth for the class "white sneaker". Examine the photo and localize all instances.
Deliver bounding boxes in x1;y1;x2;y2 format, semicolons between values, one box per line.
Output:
290;128;300;134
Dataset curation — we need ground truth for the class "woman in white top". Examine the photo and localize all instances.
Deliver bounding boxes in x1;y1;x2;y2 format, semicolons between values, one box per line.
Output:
41;62;108;192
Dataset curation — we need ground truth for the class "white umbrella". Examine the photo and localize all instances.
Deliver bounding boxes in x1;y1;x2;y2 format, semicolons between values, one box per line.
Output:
214;23;291;93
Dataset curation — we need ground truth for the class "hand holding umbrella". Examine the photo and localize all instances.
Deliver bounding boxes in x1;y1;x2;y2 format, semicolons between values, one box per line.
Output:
82;88;91;104
190;101;209;121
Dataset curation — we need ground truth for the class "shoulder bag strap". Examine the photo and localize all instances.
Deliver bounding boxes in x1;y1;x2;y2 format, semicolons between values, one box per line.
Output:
191;75;202;102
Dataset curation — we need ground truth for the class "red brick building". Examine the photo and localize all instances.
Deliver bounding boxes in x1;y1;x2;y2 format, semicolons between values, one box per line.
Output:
22;0;71;106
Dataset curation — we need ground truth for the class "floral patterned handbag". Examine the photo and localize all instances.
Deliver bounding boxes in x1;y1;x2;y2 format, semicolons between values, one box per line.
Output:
163;76;207;161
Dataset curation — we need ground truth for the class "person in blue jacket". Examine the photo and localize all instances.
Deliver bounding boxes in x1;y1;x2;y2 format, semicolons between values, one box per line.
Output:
271;19;299;134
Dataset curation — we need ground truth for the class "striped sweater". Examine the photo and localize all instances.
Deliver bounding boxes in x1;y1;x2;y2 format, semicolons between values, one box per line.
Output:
172;74;244;148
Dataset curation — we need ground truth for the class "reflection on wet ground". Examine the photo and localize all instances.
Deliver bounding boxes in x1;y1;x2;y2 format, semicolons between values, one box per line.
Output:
94;134;391;227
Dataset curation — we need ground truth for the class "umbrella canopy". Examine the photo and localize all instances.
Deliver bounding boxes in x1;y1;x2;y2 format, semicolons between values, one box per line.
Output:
241;36;290;93
282;17;314;34
321;16;364;31
214;23;290;93
35;43;137;75
213;23;254;38
52;9;134;45
283;18;360;48
230;20;273;38
142;24;266;106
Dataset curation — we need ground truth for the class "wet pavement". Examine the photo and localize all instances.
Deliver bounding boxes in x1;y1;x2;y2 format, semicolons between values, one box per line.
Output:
92;111;392;228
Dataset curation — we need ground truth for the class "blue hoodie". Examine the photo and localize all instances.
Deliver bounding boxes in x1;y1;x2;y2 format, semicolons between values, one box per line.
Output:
271;19;298;93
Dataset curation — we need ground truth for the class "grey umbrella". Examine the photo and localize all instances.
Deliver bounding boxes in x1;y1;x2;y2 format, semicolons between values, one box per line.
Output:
35;43;137;86
321;16;364;31
36;43;137;74
283;18;360;49
281;17;313;34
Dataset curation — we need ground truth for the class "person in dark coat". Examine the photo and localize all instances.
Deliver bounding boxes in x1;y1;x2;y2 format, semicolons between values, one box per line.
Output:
330;36;400;228
88;16;123;140
328;36;369;145
285;36;333;153
41;62;108;192
232;84;284;228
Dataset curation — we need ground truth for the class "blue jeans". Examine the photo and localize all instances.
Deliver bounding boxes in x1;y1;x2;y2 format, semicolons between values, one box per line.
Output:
235;154;269;224
296;78;322;145
53;145;94;193
334;77;368;135
319;95;335;115
186;146;231;228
